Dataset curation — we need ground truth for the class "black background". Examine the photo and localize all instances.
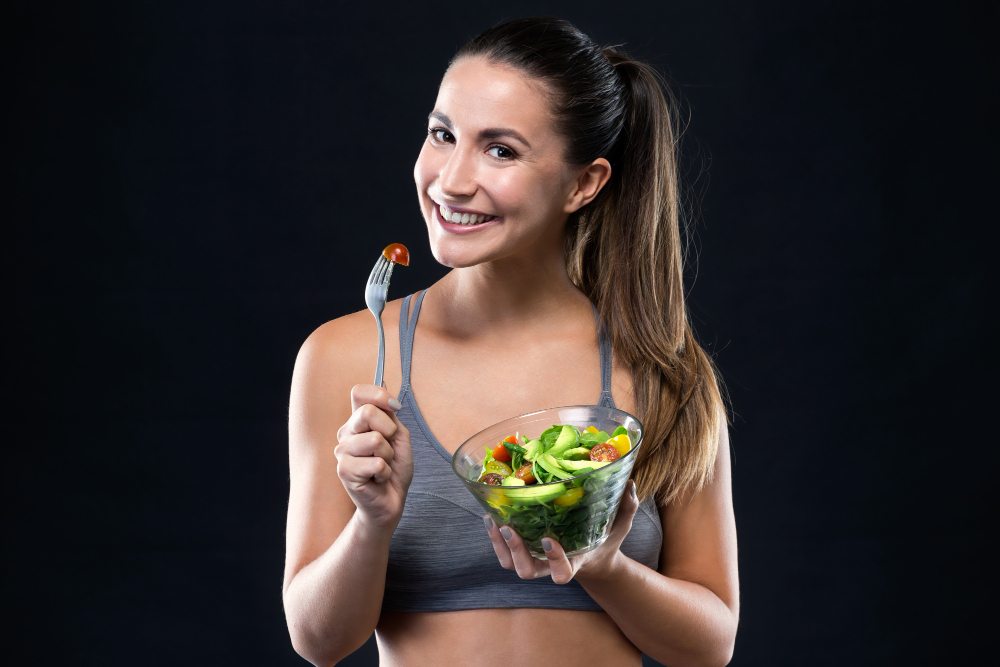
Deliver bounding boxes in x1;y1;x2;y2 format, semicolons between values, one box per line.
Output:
9;1;995;664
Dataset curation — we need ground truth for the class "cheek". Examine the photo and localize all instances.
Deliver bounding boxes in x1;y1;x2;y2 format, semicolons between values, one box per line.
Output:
413;143;436;192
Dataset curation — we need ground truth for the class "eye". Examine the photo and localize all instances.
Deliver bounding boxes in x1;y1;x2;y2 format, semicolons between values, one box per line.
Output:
428;127;454;143
486;144;517;160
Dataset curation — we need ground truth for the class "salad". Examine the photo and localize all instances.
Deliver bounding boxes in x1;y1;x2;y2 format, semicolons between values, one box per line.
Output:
474;423;635;555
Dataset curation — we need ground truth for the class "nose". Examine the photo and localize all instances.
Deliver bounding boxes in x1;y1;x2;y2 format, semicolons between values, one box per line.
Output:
437;144;478;199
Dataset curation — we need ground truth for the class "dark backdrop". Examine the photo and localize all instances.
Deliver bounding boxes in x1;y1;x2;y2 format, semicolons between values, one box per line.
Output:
9;1;994;664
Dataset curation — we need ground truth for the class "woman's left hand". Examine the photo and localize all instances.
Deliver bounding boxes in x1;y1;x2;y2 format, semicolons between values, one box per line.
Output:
484;480;640;584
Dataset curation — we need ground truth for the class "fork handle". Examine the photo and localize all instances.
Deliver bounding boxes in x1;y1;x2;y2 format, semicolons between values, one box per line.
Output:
373;314;386;387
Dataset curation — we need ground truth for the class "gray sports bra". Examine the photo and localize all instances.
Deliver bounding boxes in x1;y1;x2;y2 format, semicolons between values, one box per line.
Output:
383;290;663;612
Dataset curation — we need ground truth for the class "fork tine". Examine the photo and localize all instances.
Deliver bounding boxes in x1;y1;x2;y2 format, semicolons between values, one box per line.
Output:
381;260;396;286
368;255;388;285
375;255;392;285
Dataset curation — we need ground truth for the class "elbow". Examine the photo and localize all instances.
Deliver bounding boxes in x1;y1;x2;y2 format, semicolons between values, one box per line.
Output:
704;613;738;667
288;623;362;667
701;613;737;667
654;613;738;667
287;624;337;667
670;646;735;667
286;611;370;667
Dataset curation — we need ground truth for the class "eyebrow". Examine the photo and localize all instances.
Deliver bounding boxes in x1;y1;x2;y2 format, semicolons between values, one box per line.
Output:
429;111;533;150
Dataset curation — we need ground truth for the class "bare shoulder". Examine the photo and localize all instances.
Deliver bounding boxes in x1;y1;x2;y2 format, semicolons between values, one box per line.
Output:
293;297;407;396
296;307;375;384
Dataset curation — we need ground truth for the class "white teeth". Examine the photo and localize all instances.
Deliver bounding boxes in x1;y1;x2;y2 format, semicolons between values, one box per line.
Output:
439;204;496;225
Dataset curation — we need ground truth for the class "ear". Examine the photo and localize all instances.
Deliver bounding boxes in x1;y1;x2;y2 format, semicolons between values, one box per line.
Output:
562;158;612;214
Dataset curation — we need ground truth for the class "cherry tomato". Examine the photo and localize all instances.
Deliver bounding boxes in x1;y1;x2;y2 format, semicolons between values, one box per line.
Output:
589;443;621;462
479;472;504;486
504;435;519;445
382;243;410;266
492;443;512;463
514;464;536;484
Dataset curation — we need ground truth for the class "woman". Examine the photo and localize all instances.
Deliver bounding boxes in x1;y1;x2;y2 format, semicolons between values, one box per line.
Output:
283;17;738;667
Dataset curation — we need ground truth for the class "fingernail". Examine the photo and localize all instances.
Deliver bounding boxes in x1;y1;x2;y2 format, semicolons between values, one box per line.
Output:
631;481;638;499
500;526;512;541
388;397;402;411
483;516;494;531
542;538;553;552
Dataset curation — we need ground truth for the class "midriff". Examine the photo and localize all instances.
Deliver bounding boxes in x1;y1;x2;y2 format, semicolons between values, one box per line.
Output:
376;607;641;666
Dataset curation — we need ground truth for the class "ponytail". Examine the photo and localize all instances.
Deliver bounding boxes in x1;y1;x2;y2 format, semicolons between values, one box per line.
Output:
568;49;726;506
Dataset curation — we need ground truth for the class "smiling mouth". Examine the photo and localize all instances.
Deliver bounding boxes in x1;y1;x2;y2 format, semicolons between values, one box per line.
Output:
438;203;498;226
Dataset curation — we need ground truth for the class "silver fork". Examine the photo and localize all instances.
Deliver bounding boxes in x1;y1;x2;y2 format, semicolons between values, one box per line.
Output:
365;255;395;386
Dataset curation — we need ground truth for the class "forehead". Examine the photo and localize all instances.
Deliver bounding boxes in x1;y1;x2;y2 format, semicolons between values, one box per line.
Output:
435;56;559;144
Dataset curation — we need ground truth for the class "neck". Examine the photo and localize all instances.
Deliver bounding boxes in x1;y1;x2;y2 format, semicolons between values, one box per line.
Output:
427;248;592;337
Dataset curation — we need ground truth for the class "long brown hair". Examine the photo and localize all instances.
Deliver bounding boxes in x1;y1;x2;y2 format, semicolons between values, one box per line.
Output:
456;18;727;506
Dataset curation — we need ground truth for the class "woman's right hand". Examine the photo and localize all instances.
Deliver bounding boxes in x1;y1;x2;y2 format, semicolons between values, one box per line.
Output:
334;385;413;531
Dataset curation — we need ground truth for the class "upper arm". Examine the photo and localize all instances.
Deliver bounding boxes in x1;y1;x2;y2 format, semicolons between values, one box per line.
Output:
282;314;372;594
658;415;740;616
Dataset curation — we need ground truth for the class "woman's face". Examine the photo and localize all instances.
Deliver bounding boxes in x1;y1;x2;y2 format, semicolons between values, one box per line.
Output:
414;56;580;268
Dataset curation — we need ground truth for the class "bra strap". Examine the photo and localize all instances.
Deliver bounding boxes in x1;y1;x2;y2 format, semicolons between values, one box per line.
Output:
398;290;427;391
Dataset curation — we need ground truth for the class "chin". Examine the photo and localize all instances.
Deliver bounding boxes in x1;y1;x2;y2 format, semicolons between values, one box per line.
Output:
429;245;480;269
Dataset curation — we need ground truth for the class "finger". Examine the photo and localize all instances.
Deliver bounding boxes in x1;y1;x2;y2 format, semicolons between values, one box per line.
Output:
338;402;398;442
334;431;395;463
484;517;515;570
350;384;403;414
540;538;575;585
337;455;392;485
499;525;550;580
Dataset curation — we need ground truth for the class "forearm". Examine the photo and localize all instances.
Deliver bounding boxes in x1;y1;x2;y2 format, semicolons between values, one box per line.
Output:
283;513;393;666
577;553;737;667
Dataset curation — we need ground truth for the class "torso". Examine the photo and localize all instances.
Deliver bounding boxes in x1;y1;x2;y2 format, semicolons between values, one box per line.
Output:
370;287;651;666
377;608;641;666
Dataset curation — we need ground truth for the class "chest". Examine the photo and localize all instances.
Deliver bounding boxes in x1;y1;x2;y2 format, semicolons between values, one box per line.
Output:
408;333;610;453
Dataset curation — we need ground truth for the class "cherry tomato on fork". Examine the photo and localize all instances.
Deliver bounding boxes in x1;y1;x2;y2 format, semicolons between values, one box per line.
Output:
382;243;410;266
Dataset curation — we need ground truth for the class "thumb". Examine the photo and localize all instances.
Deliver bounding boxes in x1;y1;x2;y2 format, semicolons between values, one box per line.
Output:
389;412;413;469
606;481;640;546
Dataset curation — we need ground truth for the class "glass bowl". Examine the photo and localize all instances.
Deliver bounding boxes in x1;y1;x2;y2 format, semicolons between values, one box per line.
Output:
452;405;643;559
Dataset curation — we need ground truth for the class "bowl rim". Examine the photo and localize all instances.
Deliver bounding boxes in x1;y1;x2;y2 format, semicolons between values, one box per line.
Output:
450;404;644;489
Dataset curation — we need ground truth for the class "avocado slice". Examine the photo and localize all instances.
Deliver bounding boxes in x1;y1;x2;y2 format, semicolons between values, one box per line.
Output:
537;453;574;480
561;447;592;460
523;439;542;461
558;459;611;472
506;481;567;505
547;425;580;457
501;475;526;487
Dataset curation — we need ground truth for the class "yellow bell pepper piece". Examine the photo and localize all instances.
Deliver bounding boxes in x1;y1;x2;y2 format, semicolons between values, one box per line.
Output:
485;488;508;509
608;433;631;456
554;487;585;507
584;426;599;434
